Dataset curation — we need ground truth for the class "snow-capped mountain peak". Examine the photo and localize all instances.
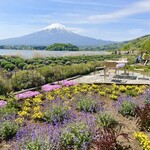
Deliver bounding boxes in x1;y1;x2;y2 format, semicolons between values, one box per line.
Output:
43;23;71;33
0;23;115;46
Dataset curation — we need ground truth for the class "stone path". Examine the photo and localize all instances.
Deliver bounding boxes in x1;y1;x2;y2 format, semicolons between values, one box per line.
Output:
72;70;150;85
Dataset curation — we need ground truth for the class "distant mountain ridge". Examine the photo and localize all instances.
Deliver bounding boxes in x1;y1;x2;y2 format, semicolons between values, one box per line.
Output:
0;23;114;47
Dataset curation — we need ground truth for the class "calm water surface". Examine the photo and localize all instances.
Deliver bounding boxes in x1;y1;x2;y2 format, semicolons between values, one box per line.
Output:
0;49;110;59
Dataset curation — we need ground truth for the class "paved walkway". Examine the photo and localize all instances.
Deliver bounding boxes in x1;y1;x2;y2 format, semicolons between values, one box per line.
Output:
72;70;150;85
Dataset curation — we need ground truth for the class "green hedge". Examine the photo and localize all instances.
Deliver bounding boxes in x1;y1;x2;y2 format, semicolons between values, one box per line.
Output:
0;77;11;95
11;70;45;91
39;62;97;83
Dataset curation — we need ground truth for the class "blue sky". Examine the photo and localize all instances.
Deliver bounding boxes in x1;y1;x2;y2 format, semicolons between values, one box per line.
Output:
0;0;150;41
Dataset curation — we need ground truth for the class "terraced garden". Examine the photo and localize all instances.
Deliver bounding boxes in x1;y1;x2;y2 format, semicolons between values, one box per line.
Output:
0;81;150;150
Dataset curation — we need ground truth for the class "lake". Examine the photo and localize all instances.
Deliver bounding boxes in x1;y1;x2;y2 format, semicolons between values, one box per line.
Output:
0;49;110;59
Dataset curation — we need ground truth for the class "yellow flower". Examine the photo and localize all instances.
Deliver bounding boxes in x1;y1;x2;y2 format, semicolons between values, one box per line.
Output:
119;85;126;92
32;111;43;119
126;85;132;90
22;106;31;112
33;106;41;112
35;94;43;98
15;118;24;124
134;132;150;150
112;83;119;90
135;86;140;91
109;94;118;100
48;95;54;101
33;97;42;104
18;110;29;117
24;101;31;107
99;91;106;96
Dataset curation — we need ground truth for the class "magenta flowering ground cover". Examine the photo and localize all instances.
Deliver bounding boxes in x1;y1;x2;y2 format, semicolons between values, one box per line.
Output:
16;91;40;99
42;80;77;92
54;80;77;87
0;100;7;107
41;84;62;92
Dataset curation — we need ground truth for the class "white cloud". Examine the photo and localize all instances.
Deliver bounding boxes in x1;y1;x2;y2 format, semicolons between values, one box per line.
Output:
87;0;150;23
128;28;143;35
68;27;85;34
50;0;122;7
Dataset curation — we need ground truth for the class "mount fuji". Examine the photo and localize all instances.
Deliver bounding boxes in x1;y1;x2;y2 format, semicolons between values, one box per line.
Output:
0;23;114;46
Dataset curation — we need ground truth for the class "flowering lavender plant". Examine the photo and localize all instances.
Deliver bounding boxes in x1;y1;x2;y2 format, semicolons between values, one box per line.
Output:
97;112;117;128
76;96;103;113
140;88;150;104
44;105;74;125
16;91;40;99
116;96;137;116
61;122;92;149
0;115;19;140
13;123;61;150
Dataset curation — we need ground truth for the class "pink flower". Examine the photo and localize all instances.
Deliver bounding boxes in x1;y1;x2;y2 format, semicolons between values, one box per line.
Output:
16;91;40;99
42;84;62;92
0;100;7;107
61;80;77;87
53;80;77;87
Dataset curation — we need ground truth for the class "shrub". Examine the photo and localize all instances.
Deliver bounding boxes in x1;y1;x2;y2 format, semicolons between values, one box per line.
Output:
18;62;27;69
44;105;71;124
135;103;150;131
0;95;19;120
125;90;138;97
39;66;58;83
92;127;129;150
14;124;61;150
0;107;17;120
141;88;150;104
61;122;92;149
4;63;15;71
119;101;136;116
76;96;101;113
65;61;71;65
11;70;45;91
0;77;10;95
25;64;35;69
0;121;19;140
23;137;45;150
39;63;96;83
97;112;117;127
14;59;24;66
0;60;10;67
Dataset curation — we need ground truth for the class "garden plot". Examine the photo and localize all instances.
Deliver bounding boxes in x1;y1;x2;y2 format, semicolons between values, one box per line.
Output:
0;81;150;150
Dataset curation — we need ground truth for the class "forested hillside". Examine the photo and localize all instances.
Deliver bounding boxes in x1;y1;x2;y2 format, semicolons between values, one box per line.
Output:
121;35;150;52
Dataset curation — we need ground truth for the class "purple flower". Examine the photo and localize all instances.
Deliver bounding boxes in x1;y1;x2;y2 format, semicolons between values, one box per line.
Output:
0;100;7;107
14;123;61;149
16;91;40;99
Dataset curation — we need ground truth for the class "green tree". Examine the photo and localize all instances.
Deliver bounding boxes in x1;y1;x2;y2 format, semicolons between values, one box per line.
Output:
142;39;150;52
46;43;79;51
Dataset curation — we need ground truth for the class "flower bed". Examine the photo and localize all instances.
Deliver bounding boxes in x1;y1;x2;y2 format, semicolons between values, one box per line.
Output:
0;83;150;150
